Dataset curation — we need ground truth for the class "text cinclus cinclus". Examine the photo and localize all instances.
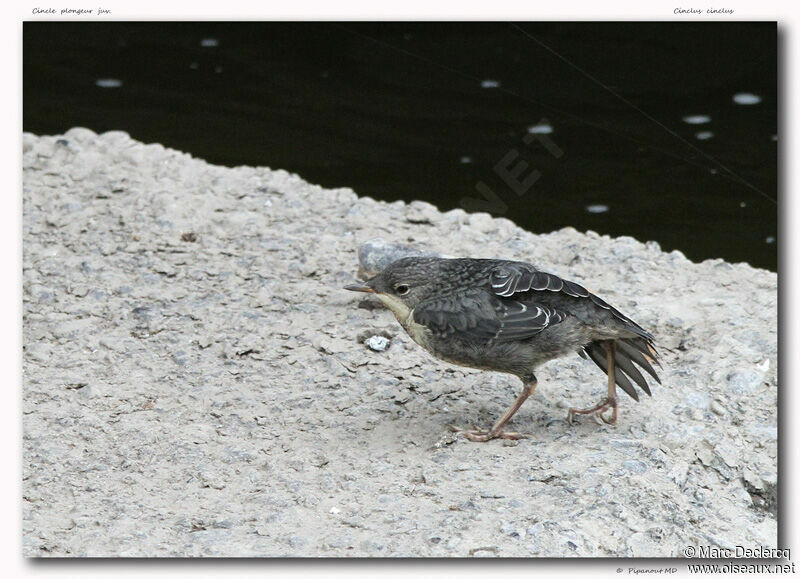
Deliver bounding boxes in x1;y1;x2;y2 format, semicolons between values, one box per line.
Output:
345;256;661;442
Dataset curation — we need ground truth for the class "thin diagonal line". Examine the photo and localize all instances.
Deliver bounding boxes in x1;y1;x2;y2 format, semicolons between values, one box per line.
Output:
510;23;776;204
334;24;767;194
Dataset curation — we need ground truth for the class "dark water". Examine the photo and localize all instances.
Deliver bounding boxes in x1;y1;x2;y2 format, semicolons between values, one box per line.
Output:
23;22;777;270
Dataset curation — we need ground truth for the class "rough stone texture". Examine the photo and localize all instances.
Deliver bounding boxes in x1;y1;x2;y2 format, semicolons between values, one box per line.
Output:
23;129;777;557
356;237;445;280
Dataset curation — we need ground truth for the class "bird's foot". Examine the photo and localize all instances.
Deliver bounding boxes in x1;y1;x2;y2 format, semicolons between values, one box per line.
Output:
567;396;618;425
447;424;528;442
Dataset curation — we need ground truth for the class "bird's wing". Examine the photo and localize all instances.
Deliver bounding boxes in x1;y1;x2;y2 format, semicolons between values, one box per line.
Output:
412;290;499;342
412;288;567;343
488;261;654;342
490;300;568;343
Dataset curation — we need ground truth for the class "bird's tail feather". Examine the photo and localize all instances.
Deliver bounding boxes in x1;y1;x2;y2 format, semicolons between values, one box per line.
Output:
581;337;661;401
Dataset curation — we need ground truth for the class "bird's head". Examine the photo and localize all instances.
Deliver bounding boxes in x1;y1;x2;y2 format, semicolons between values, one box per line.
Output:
344;257;440;320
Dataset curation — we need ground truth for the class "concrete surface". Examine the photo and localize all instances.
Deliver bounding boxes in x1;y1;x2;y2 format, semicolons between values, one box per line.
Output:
23;129;777;557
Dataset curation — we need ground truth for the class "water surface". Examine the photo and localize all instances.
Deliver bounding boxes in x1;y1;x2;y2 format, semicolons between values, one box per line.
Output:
23;22;777;270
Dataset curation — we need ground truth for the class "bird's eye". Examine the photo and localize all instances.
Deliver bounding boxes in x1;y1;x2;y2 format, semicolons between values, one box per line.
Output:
395;284;410;296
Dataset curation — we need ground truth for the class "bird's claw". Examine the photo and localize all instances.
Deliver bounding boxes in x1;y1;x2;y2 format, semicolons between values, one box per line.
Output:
447;424;528;442
566;396;618;426
599;410;616;425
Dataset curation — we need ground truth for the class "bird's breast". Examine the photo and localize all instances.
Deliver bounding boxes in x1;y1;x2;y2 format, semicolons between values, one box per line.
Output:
374;293;431;348
403;310;431;348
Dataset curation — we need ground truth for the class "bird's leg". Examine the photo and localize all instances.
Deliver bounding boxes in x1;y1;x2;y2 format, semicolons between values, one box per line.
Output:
567;341;618;425
450;378;537;442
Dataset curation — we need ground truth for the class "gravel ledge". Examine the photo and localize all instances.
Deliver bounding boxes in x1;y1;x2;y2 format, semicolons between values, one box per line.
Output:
23;129;777;557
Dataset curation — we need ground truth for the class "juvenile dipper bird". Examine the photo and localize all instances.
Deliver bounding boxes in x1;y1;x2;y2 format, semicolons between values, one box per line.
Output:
345;257;660;442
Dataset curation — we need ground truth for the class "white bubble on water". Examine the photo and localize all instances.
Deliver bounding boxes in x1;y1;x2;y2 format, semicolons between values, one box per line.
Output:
695;131;714;140
527;123;553;134
733;93;761;105
586;204;609;214
480;79;500;88
95;79;122;88
682;115;711;125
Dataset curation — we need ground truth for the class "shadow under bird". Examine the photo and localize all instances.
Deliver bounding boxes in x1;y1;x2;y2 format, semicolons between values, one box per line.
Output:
345;257;661;442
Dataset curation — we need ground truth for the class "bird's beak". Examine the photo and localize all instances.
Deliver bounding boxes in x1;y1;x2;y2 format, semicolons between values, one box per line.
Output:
344;283;376;294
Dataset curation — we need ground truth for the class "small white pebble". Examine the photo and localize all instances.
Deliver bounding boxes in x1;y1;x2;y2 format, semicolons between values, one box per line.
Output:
366;336;390;352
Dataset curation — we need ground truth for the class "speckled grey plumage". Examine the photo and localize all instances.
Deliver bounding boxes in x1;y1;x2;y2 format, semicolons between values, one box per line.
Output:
361;257;660;401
